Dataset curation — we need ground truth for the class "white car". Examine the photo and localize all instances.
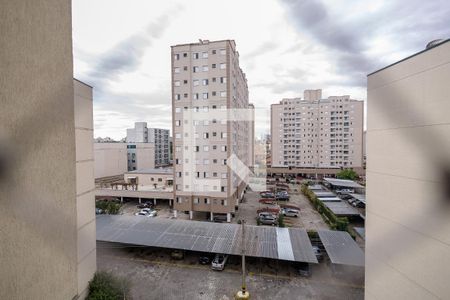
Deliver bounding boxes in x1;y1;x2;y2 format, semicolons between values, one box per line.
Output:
147;210;158;217
134;211;147;216
140;208;152;213
282;208;299;217
211;254;229;271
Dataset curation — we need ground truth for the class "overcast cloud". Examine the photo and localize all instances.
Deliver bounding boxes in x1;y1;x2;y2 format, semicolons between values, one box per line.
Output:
72;0;450;140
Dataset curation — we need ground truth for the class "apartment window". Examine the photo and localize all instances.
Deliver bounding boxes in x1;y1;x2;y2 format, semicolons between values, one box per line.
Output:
183;93;188;98
212;63;216;68
202;92;208;99
220;91;226;97
194;146;199;152
175;146;181;152
183;53;188;57
183;66;188;71
222;159;227;165
175;133;181;139
213;172;218;177
204;120;209;125
220;77;227;84
203;132;209;139
175;120;181;127
174;67;180;73
221;186;227;192
212;77;216;82
202;65;209;72
202;79;209;86
175;107;181;113
221;200;227;206
220;49;226;55
212;91;217;96
203;106;209;112
203;146;209;152
204;198;210;204
193;93;199;100
221;145;227;152
193;198;199;204
220;63;226;69
212;159;217;164
174;81;181;87
174;54;180;60
193;80;199;86
221;173;227;179
203;159;209;165
202;52;208;58
221;132;227;138
193;53;199;59
212;50;217;54
193;66;199;73
176;172;182;177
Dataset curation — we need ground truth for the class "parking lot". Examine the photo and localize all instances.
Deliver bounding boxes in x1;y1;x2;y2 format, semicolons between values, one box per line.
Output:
97;242;364;300
234;184;329;231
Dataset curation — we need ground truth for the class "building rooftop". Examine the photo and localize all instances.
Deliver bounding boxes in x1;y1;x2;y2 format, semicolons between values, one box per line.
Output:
323;178;364;189
368;38;450;76
127;168;173;175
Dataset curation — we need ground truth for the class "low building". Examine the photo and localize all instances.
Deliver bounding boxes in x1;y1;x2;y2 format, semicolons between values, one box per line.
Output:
124;168;173;189
127;143;155;171
94;142;128;178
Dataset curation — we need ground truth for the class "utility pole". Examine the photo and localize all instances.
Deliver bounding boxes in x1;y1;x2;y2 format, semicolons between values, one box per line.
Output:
235;219;250;299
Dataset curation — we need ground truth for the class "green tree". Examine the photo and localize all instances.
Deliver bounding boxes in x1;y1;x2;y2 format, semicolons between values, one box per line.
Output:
336;169;358;180
87;271;131;300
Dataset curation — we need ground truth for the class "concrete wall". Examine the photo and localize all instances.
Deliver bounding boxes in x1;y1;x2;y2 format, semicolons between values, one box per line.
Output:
94;143;127;178
0;1;78;299
74;80;96;298
366;41;450;299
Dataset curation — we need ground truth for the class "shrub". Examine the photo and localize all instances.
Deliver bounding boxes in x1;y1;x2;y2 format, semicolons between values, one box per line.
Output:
87;271;131;300
336;169;358;180
96;201;122;215
278;213;285;228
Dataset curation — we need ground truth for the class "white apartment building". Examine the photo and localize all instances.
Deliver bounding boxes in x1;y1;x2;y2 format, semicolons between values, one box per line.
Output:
171;39;253;222
271;89;364;168
366;39;450;299
126;122;170;166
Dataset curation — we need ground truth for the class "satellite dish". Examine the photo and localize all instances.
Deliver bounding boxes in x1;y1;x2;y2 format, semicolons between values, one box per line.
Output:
426;39;445;49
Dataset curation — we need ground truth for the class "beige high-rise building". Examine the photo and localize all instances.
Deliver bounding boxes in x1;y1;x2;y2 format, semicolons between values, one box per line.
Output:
271;89;364;168
0;2;95;298
94;143;128;178
366;39;450;299
171;39;253;222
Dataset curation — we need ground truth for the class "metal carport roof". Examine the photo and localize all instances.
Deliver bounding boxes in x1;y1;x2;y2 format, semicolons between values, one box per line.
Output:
96;215;318;263
317;230;365;267
323;178;364;189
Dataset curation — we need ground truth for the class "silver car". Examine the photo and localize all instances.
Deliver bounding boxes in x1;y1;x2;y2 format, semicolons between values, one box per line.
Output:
211;254;229;271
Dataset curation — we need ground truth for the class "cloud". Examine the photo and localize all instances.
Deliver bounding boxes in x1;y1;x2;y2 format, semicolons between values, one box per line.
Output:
279;0;450;88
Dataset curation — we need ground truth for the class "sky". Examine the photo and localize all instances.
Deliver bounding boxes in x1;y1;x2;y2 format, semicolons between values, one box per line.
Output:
72;0;450;140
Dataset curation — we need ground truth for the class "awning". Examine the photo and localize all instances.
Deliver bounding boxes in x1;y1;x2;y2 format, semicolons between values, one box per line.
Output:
318;230;365;267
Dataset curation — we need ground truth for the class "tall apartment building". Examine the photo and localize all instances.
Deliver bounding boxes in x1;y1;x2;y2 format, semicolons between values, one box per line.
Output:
271;89;364;168
171;39;253;222
0;2;95;297
126;122;170;166
366;39;450;299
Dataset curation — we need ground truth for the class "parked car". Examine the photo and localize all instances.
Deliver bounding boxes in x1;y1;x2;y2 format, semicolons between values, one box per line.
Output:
134;211;147;216
147;210;158;217
298;262;311;277
199;256;210;265
261;192;275;198
258;212;276;218
171;250;184;260
95;208;103;215
312;246;323;261
141;208;152;213
275;192;290;201
259;215;278;225
211;254;229;271
137;203;152;209
213;214;228;223
282;208;299;217
337;189;354;193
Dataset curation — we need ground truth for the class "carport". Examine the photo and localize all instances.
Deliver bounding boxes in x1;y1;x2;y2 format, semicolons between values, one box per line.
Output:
317;230;364;267
96;215;318;263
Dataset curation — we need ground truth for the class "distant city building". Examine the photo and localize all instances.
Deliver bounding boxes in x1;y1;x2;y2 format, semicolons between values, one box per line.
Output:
366;39;450;299
171;39;253;222
126;122;170;166
271;89;364;168
94;136;122;143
